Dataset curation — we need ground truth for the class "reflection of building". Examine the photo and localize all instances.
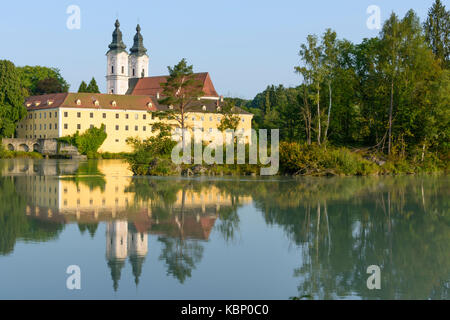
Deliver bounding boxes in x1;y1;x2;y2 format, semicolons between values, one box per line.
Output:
106;220;149;290
3;160;251;290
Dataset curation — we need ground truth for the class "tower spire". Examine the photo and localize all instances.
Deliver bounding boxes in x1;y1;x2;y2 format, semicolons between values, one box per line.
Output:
108;19;127;53
130;24;147;56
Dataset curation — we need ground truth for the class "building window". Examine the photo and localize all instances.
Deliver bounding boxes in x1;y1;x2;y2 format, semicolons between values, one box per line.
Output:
49;112;52;119
115;139;119;143
111;66;114;74
125;125;129;131
49;124;52;130
132;69;135;76
40;124;42;130
115;125;119;131
143;114;146;120
77;124;81;130
90;125;94;129
77;112;81;118
103;113;106;119
64;124;68;129
39;113;42;119
55;124;57;130
64;112;68;117
44;124;46;130
135;114;139;120
135;126;138;131
125;114;129;119
116;114;119;119
122;66;124;74
55;112;57;117
143;126;146;131
90;113;94;118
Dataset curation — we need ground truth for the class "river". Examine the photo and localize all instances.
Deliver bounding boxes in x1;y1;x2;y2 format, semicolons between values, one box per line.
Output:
0;159;448;299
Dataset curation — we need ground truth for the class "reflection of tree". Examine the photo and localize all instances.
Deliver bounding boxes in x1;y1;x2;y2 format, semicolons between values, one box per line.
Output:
158;237;204;284
61;160;106;192
0;177;64;256
253;177;449;300
77;223;99;238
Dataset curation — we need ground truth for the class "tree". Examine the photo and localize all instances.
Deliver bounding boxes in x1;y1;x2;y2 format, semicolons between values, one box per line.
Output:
87;77;100;93
296;35;325;145
424;0;450;68
218;101;241;133
16;66;69;96
35;77;66;95
379;13;402;155
158;59;204;147
78;81;88;93
321;29;339;142
0;60;27;138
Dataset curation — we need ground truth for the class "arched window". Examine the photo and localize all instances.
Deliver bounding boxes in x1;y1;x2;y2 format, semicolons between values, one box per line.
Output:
122;66;124;74
141;69;145;77
132;69;135;76
111;66;114;74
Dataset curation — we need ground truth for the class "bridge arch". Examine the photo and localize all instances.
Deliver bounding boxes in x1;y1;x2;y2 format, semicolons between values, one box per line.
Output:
7;144;14;151
18;144;30;152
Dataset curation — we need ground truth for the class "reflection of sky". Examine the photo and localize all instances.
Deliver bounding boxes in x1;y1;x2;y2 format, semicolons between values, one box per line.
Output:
0;203;303;300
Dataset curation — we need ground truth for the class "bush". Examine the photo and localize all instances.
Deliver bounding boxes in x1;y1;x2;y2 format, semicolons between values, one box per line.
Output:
58;124;107;158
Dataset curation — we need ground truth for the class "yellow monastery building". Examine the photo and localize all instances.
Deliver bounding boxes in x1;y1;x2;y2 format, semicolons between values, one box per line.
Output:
14;20;253;153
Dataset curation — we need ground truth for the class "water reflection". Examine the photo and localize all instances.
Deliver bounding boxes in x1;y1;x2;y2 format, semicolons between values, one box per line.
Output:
0;159;448;299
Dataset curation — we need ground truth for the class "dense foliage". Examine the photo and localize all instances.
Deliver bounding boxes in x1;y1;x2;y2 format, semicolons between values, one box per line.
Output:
59;124;107;158
16;65;69;96
230;3;449;170
0;60;27;138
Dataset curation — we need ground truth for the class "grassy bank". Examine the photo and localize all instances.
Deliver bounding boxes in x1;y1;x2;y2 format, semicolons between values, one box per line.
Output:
0;144;43;159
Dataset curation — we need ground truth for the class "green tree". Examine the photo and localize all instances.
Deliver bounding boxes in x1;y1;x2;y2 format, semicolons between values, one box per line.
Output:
424;0;450;67
158;58;204;147
16;66;69;96
0;60;27;138
35;77;66;95
218;101;241;132
87;77;100;93
296;35;325;145
78;81;88;93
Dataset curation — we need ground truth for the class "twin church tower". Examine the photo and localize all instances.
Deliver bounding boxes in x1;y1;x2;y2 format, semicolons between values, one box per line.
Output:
106;20;149;95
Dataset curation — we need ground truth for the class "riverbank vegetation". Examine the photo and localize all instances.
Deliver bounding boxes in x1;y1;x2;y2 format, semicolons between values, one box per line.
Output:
58;124;107;159
126;2;449;176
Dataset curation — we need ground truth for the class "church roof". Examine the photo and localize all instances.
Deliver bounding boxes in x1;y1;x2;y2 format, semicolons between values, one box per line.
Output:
127;72;219;97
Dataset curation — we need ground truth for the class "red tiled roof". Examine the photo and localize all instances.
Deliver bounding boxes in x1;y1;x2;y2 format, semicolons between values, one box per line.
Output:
24;93;157;112
129;72;219;97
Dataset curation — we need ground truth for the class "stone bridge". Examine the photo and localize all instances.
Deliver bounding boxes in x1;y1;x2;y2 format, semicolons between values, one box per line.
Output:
1;138;82;158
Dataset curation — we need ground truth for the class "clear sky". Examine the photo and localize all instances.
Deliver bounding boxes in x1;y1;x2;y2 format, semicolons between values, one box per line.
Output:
0;0;445;99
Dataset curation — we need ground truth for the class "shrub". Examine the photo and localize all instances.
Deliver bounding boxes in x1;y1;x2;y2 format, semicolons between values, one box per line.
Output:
58;124;107;158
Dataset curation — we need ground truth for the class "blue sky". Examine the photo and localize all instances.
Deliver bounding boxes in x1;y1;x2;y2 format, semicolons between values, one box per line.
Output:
0;0;444;99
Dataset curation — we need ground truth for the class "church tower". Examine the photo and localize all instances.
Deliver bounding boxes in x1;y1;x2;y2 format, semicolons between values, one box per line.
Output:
129;24;149;79
106;20;129;95
106;221;128;291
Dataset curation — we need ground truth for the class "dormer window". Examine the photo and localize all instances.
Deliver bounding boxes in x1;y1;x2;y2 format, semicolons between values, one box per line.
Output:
26;103;32;107
76;99;81;106
112;101;117;107
94;100;100;107
147;102;153;108
202;105;207;111
217;106;221;112
47;100;54;106
34;101;41;107
169;105;173;110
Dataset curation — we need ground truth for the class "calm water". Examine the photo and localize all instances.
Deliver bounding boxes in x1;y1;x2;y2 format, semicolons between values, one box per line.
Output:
0;159;448;300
